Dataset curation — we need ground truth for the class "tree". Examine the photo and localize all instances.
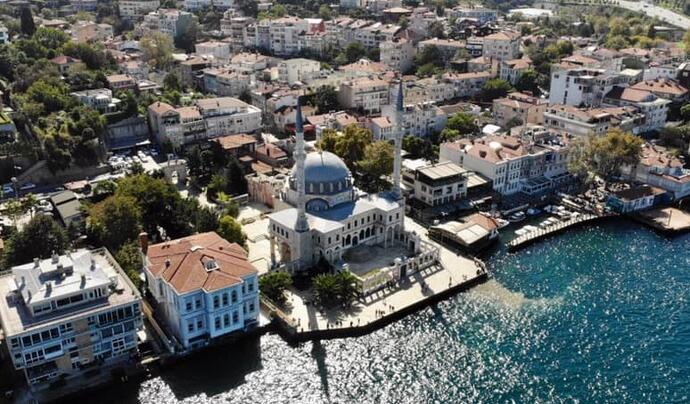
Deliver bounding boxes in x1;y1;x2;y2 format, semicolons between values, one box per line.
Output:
446;112;478;135
312;271;359;308
480;79;513;102
312;85;339;114
226;156;248;195
334;125;373;171
358;140;394;192
87;194;142;251
568;129;643;183
259;271;293;305
175;20;199;53
414;45;443;68
164;71;182;92
403;135;435;161
20;6;36;37
343;42;366;64
429;21;446;39
115;241;143;288
515;69;540;95
217;215;246;246
318;4;333;20
141;32;174;70
33;27;70;50
604;35;629;50
2;215;67;268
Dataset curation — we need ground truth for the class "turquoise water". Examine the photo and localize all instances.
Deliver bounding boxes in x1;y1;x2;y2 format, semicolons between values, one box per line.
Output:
99;220;690;403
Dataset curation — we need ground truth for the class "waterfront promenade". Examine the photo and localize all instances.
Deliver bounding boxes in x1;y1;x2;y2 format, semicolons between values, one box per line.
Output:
635;207;690;234
507;213;612;251
263;217;488;341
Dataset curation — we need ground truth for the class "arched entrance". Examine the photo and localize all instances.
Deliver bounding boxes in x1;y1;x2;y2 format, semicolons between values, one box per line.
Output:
352;236;359;246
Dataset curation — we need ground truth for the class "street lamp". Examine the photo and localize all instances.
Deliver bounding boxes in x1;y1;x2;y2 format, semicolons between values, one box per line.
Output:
10;176;17;200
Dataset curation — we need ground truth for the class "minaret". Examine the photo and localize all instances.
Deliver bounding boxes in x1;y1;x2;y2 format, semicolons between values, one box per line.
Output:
294;97;309;233
392;79;404;199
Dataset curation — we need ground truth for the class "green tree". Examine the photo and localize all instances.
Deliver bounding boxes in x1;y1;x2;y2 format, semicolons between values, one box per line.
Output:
342;42;366;64
480;78;513;102
318;4;333;20
335;125;373;171
312;271;359;308
515;69;540;95
141;32;174;70
87;194;142;251
259;271;293;305
33;27;70;50
403;135;436;161
217;215;246;246
312;85;339;114
115;240;143;288
358;140;394;192
568;129;643;183
2;215;67;267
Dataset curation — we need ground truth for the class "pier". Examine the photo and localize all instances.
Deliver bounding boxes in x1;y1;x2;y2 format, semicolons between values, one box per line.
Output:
507;213;615;252
634;207;690;234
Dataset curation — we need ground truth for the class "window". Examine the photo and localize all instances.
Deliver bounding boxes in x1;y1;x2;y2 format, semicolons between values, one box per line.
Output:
223;314;230;327
213;296;220;309
231;290;238;303
249;303;255;313
232;311;239;324
222;293;228;306
185;300;193;312
188;322;194;333
195;298;202;310
10;338;19;350
215;317;221;330
248;281;254;292
197;319;203;330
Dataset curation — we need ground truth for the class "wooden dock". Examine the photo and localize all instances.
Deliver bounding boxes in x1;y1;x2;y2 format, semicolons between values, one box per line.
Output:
507;213;614;251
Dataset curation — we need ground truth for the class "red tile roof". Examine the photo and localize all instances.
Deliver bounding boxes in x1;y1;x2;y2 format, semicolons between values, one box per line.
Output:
147;232;256;294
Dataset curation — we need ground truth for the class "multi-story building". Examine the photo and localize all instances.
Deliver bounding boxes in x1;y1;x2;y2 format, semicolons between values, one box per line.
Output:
71;89;122;114
220;15;254;51
408;161;469;207
629;78;689;104
620;143;690;200
380;37;416;73
119;0;160;19
142;9;195;40
549;68;628;107
603;87;670;133
499;58;532;85
106;74;137;90
448;7;498;24
442;71;493;98
440;132;570;195
184;0;233;10
197;97;262;138
481;31;521;61
143;232;259;351
203;68;251;97
70;0;98;12
0;249;143;387
195;41;232;62
339;77;391;113
417;38;467;64
543;104;646;137
277;58;321;83
492;92;547;128
381;101;446;138
148;102;206;147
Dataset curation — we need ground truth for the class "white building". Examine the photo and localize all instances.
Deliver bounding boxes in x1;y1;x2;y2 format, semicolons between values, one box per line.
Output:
440;132;571;195
492;92;547;128
277;58;321;83
499;58;532;85
71;88;121;114
0;249;143;387
620;143;690;200
602;87;670;133
408;161;469;207
381;101;446;138
184;0;233;10
543;104;646;137
442;71;493;98
448;7;498;24
119;0;160;19
196;97;262;138
380;37;416;73
549;68;628;107
481;31;521;61
143;232;259;351
195;41;232;62
142;9;195;40
338;77;391;113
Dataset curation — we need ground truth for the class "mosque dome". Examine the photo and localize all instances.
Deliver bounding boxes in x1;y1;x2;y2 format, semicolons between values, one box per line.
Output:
290;151;353;197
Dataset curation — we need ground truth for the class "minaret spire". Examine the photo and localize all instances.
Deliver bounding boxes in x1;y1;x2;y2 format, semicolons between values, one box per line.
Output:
294;97;309;232
393;79;404;198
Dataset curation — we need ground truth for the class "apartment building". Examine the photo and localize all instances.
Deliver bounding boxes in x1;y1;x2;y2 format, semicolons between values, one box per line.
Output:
481;31;521;61
195;41;232;62
380;101;446;138
543;104;646;137
440;132;570;195
492;92;547;128
603;87;670;133
142;9;195;40
549;68;628;107
442;71;493;98
277;58;321;83
448;7;498;24
620;143;690;200
499;58;532;85
380;37;416;73
0;249;142;387
71;21;113;43
629;78;689;104
184;0;234;10
196;97;262;138
202;68;251;97
143;232;259;351
118;0;160;19
71;89;122;114
417;38;467;64
220;15;254;50
409;161;469;207
338;77;391;113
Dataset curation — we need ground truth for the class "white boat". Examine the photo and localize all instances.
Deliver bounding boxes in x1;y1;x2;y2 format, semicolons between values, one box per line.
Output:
515;228;529;236
527;208;541;216
508;211;526;222
523;225;539;233
495;218;510;229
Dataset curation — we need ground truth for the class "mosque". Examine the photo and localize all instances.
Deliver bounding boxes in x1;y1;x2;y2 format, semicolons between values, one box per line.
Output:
267;82;409;272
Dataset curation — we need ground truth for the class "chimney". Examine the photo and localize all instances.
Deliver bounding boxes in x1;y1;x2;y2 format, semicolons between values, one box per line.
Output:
33;258;39;267
51;251;59;264
139;232;149;254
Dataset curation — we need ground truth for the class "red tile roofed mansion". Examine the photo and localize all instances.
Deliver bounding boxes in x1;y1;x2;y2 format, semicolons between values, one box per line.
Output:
143;232;259;351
